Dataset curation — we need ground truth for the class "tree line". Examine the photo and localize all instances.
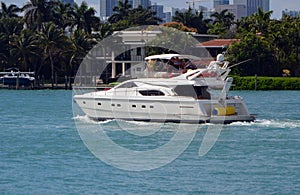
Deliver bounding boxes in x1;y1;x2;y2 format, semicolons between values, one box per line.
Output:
170;7;300;76
0;0;299;86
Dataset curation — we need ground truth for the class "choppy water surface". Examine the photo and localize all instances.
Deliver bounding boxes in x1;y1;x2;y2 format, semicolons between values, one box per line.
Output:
1;90;299;194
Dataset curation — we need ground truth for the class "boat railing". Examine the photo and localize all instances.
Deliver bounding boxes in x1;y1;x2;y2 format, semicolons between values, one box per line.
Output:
0;71;35;76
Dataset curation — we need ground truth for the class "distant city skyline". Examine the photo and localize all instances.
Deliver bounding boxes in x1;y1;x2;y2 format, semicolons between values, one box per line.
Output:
150;0;300;19
2;0;300;19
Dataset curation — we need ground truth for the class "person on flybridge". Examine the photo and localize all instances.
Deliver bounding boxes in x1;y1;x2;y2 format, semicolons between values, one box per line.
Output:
208;53;225;68
206;53;229;77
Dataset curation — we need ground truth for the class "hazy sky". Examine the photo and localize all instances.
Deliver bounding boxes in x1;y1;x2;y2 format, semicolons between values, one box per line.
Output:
2;0;300;19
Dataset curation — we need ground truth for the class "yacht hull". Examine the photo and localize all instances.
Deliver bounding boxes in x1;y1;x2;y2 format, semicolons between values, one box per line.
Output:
74;95;255;124
0;77;34;86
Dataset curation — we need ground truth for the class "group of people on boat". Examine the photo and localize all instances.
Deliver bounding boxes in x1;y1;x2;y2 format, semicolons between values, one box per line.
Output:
146;56;198;77
166;56;198;74
146;54;225;77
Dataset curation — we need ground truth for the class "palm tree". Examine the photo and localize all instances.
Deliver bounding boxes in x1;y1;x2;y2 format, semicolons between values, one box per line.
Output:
208;9;235;37
52;1;74;32
10;29;40;71
173;8;194;26
126;5;162;26
39;22;70;88
0;16;24;37
210;9;235;30
235;8;273;36
0;2;21;18
97;22;113;39
0;16;24;68
190;11;210;34
22;0;58;31
172;8;210;33
0;32;9;70
72;1;100;34
67;29;97;76
108;0;132;23
252;7;273;34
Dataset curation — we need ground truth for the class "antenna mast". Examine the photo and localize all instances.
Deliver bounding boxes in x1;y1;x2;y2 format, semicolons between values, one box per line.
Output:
186;0;210;10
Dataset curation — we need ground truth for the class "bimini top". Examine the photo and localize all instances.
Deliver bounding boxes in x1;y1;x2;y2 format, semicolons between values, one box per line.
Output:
145;54;201;61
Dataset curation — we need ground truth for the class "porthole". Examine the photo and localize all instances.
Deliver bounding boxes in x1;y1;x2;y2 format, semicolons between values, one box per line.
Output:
132;105;137;108
111;104;115;107
98;102;101;106
150;105;154;108
83;101;86;104
142;105;146;108
117;104;121;107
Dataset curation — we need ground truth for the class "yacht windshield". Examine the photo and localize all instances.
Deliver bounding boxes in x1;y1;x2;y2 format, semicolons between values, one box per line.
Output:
116;82;137;88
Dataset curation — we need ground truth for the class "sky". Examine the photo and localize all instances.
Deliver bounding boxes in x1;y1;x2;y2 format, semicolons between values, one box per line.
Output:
2;0;300;19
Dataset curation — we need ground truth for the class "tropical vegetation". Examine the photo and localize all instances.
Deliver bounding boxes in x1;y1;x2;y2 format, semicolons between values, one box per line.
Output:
231;76;300;90
0;0;299;88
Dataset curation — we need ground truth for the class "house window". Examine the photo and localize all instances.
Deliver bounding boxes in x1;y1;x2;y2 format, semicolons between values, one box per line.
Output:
137;47;141;56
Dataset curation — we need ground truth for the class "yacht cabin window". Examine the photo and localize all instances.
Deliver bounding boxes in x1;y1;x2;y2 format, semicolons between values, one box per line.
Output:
139;90;165;96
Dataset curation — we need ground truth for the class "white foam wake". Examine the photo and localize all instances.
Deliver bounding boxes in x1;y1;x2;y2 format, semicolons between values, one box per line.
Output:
73;115;300;130
73;115;114;125
229;119;300;129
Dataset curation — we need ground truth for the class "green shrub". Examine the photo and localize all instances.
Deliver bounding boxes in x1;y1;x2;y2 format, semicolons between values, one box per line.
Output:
231;76;300;90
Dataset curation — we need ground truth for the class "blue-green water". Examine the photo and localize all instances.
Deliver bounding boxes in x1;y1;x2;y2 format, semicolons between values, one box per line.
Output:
1;90;300;194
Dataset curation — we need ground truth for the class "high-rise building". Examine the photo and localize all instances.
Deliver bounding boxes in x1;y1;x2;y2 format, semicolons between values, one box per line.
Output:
100;0;151;20
163;7;178;23
151;3;164;23
213;0;229;7
261;0;269;13
215;0;270;18
215;4;247;20
282;9;300;18
128;0;134;7
246;0;269;16
132;0;151;8
232;0;246;5
61;0;74;6
100;0;119;20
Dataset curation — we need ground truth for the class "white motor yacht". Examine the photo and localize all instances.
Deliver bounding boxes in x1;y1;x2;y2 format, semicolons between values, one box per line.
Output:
73;54;255;124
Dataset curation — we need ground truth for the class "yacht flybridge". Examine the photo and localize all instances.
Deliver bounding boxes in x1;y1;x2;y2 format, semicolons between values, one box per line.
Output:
73;54;255;124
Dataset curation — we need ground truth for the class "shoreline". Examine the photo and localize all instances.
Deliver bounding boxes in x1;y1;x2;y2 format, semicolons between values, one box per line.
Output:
1;76;300;90
0;83;72;90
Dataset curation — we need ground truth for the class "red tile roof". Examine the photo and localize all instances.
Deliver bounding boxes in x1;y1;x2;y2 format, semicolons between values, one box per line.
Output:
198;39;240;47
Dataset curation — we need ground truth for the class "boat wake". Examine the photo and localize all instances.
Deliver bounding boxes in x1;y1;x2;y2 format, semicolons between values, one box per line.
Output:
229;119;300;129
73;115;114;125
73;115;300;131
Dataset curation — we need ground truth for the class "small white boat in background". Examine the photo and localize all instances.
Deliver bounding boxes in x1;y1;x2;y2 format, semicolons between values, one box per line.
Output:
0;68;35;87
73;54;255;124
